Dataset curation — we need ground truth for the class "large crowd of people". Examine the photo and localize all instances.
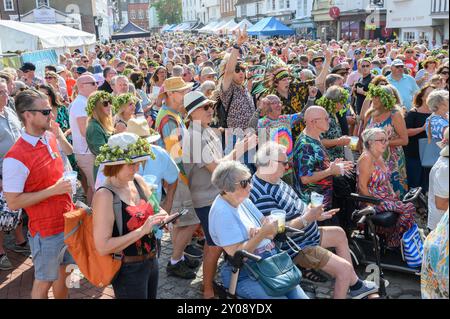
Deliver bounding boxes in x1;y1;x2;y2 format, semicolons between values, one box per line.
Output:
0;29;448;300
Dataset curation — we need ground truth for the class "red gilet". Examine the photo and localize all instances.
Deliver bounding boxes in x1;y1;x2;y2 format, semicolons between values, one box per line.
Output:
4;134;74;237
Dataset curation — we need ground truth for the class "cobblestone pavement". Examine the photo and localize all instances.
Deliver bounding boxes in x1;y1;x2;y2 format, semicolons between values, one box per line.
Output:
1;229;421;299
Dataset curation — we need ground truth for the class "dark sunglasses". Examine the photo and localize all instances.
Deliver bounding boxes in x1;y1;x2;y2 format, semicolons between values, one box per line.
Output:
102;100;112;107
274;159;290;167
203;103;215;111
237;177;252;189
82;60;89;63
441;71;449;75
44;76;56;80
235;66;247;73
393;65;404;69
82;81;98;86
361;64;371;68
22;109;52;116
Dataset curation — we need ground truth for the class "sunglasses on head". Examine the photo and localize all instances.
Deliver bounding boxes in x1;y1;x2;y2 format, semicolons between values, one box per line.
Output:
22;109;52;116
237;177;252;189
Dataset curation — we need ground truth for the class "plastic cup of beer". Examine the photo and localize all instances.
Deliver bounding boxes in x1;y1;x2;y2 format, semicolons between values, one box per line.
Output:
310;192;324;208
63;171;78;195
270;210;286;233
350;136;359;151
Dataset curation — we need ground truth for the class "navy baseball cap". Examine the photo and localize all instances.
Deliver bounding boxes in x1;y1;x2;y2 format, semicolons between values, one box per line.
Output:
20;62;36;72
76;66;88;74
354;49;362;55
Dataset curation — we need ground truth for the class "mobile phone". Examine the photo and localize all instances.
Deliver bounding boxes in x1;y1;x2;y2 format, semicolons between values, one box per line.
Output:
158;209;189;229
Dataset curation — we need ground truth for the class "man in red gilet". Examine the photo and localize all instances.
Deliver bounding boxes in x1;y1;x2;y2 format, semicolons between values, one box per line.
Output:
2;89;74;299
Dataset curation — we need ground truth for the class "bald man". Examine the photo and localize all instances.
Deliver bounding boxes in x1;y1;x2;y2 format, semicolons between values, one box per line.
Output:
69;74;98;205
293;106;353;224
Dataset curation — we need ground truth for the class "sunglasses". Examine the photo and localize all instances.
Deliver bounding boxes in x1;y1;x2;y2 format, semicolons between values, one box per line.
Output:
237;177;252;189
235;66;247;73
274;159;290;167
393;65;404;69
374;138;388;145
203;103;215;111
82;60;89;63
405;51;414;54
45;76;56;80
102;100;112;107
361;65;371;68
22;109;52;116
441;71;449;75
82;81;98;86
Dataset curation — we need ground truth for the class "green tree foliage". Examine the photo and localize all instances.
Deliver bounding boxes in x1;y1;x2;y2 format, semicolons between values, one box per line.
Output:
151;0;182;25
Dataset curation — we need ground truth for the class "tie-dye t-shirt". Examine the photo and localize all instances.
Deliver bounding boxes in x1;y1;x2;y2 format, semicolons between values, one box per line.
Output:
258;113;302;175
293;133;333;209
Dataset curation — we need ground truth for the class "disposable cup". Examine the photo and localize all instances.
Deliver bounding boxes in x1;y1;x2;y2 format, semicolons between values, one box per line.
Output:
143;175;157;191
350;136;359;151
310;192;324;208
337;163;345;175
270;210;286;233
63;171;78;195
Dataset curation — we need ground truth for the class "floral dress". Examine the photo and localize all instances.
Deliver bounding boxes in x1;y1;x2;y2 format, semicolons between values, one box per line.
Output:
321;114;344;161
421;211;449;299
357;160;415;248
366;110;408;198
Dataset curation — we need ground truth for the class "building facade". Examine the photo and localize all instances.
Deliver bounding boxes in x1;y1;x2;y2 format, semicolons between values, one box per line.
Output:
128;1;150;29
386;0;449;45
220;0;237;18
311;0;336;40
0;0;114;40
291;0;315;38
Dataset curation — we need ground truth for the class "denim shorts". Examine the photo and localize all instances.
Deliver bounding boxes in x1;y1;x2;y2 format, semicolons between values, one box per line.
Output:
194;206;216;246
28;231;75;282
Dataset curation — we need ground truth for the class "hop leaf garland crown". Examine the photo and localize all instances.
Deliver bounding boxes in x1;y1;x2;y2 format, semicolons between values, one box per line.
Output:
113;93;137;115
367;84;397;111
316;88;350;115
95;137;155;166
86;91;113;117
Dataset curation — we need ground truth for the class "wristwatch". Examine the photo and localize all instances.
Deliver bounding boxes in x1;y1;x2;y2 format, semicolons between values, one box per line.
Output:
300;216;309;228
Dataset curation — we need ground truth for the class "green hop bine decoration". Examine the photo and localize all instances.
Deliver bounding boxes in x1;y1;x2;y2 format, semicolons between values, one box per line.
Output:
86;91;113;117
316;88;350;116
367;84;397;111
95;137;155;166
113;93;137;115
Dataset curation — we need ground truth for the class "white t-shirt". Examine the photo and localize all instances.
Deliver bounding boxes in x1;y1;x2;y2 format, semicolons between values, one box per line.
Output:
428;156;449;230
69;95;91;155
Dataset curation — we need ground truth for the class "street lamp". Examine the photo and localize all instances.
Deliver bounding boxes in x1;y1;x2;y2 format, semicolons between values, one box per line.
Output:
15;0;20;21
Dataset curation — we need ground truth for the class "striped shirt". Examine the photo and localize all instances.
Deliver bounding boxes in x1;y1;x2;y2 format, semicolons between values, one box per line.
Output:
249;175;321;258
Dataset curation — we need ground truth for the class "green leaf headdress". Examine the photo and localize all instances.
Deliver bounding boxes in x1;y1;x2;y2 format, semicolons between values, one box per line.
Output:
316;87;350;116
367;84;397;111
95;132;155;167
113;93;138;115
86;91;113;117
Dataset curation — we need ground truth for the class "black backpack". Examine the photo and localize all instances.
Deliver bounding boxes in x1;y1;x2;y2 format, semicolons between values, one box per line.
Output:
212;89;234;129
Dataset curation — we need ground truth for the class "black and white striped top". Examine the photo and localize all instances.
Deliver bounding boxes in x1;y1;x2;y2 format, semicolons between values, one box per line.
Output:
249;175;321;258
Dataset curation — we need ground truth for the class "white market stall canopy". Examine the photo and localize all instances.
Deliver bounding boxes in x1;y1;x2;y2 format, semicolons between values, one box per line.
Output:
230;19;254;33
0;20;96;52
213;20;238;34
198;21;220;34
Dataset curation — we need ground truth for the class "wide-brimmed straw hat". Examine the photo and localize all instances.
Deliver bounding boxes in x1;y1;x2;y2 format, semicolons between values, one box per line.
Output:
158;77;194;98
126;117;161;144
95;132;154;166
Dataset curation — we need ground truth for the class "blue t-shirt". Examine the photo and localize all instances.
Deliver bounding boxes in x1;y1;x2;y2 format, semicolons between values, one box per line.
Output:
138;145;179;201
387;74;419;111
209;196;272;250
425;115;449;140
